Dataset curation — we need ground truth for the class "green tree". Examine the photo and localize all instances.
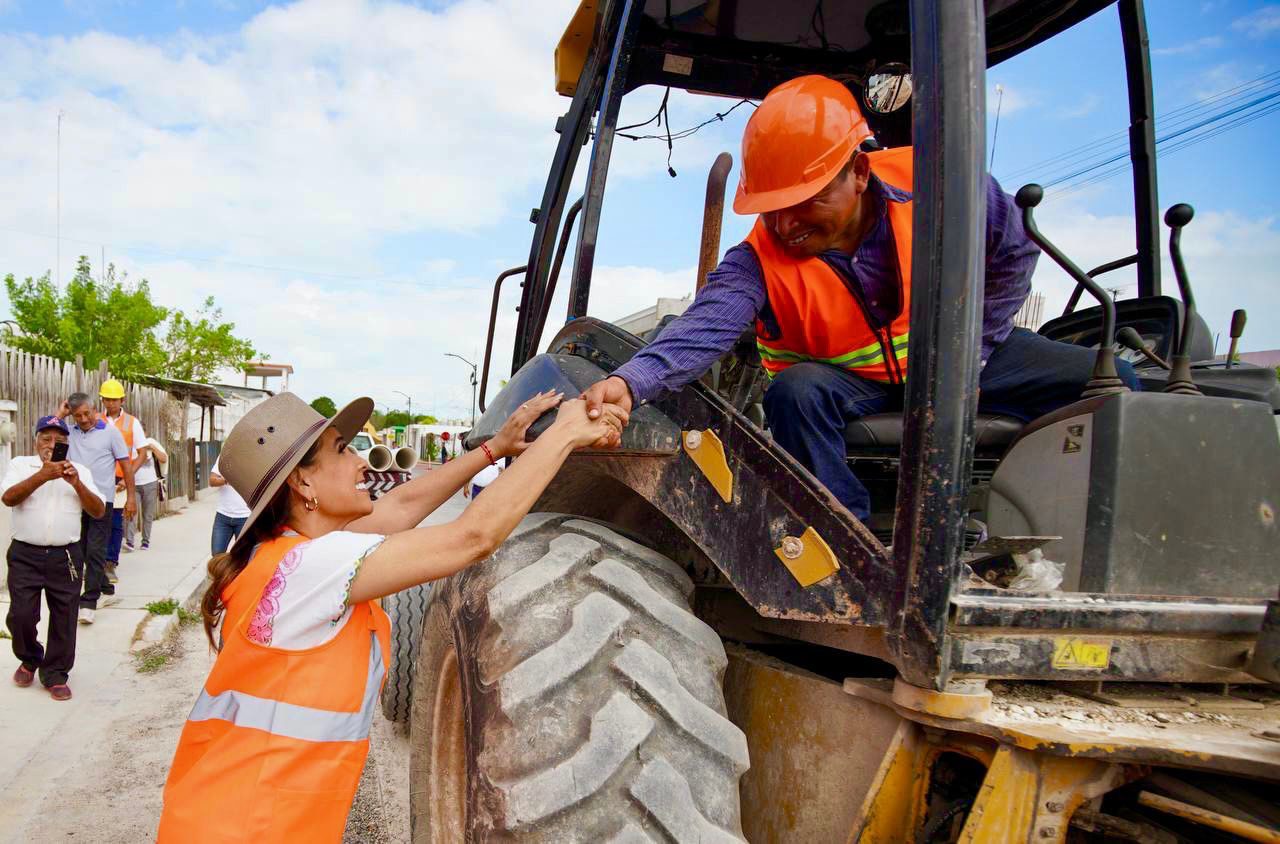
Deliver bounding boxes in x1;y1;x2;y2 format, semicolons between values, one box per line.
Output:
385;410;413;428
310;396;338;417
161;296;258;382
4;257;167;379
415;414;438;425
4;257;258;384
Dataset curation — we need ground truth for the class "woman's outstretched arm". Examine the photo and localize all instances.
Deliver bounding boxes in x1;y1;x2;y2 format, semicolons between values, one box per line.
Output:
345;399;622;604
345;392;572;535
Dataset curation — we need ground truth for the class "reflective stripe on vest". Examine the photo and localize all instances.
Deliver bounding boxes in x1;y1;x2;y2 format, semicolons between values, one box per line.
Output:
757;332;909;371
749;145;914;384
188;631;385;743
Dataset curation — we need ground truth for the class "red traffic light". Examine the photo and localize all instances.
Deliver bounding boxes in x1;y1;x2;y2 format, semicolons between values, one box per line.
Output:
441;431;451;441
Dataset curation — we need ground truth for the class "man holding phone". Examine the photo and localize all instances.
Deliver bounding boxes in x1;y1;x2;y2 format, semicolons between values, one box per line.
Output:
57;391;133;623
2;416;107;700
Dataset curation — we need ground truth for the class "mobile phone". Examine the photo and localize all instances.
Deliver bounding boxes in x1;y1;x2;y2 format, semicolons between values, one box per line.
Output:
51;442;69;463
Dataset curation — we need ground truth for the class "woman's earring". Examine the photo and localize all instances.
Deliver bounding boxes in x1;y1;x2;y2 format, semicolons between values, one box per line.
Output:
304;495;319;512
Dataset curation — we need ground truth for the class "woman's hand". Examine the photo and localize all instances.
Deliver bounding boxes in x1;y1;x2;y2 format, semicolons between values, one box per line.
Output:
550;398;625;449
488;390;564;458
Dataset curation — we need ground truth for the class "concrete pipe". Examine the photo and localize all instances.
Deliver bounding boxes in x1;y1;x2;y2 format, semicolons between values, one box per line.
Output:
366;444;393;472
393;446;418;471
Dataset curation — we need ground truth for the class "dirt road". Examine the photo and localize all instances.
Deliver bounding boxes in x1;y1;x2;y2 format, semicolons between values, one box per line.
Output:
8;620;412;843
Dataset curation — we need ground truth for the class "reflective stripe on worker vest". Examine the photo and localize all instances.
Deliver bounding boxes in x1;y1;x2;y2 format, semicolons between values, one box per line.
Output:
188;632;384;743
757;332;909;377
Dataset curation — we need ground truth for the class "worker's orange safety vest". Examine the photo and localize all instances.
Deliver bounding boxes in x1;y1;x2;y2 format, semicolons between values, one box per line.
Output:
158;533;391;843
748;145;914;384
102;411;137;479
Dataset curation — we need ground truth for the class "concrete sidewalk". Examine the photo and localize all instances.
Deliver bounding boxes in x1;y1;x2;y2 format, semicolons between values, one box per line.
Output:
0;493;221;834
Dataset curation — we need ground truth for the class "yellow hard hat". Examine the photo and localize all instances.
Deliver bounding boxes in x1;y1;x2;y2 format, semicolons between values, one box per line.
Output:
99;379;126;399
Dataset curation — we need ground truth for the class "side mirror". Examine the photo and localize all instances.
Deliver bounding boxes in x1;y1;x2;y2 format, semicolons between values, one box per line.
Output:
864;64;913;115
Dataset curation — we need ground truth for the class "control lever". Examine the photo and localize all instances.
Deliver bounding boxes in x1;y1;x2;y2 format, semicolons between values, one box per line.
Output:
1225;308;1247;370
1117;327;1170;371
1015;184;1129;398
1163;204;1203;396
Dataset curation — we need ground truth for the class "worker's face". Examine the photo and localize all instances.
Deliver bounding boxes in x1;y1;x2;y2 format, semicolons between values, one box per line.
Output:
291;428;374;519
763;153;870;259
102;397;123;416
36;429;67;463
70;402;97;432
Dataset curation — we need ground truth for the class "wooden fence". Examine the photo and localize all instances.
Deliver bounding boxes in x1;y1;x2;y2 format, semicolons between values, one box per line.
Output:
0;349;191;509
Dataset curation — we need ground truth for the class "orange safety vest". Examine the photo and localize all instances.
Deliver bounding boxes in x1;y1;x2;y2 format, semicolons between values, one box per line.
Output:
158;533;391;843
748;145;914;384
102;411;137;479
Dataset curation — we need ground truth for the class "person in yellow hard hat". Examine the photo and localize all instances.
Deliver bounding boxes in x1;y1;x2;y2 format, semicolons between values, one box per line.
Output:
581;74;1139;522
97;379;144;580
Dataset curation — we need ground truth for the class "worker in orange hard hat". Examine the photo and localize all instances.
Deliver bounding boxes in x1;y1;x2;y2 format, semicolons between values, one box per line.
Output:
582;74;1139;523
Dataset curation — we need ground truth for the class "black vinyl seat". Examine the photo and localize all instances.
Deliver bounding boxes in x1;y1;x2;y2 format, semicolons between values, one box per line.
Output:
844;412;1025;453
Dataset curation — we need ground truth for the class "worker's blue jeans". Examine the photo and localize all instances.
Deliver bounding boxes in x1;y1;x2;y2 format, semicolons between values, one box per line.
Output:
763;328;1141;521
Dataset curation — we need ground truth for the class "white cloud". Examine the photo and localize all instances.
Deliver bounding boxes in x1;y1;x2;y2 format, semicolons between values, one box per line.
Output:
1232;5;1280;37
1028;193;1280;355
1152;35;1225;56
1055;93;1101;119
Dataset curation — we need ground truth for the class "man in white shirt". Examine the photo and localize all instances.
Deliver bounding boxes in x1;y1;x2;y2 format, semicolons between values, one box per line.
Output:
209;457;250;555
127;436;167;551
2;416;108;700
463;461;502;500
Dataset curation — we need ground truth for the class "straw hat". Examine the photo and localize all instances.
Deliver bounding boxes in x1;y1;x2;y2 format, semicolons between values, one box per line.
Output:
218;393;373;546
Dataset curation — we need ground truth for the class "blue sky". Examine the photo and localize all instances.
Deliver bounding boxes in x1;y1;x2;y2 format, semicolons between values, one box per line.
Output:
0;0;1276;416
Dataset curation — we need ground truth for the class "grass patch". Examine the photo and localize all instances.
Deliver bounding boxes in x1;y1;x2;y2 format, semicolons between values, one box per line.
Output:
0;630;10;640
177;607;199;626
145;598;180;615
137;652;168;673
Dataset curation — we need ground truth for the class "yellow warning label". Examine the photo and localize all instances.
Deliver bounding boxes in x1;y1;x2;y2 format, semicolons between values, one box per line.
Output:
1051;638;1112;670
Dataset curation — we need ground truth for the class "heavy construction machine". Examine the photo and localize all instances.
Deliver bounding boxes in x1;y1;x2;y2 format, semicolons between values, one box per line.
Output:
403;1;1280;840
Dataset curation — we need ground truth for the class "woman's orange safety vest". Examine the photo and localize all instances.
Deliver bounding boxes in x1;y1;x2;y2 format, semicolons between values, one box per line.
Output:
749;146;914;384
158;533;391;843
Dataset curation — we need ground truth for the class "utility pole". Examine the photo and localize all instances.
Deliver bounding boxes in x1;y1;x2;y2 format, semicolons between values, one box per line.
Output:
989;84;1004;171
444;353;479;427
57;109;63;284
392;389;414;435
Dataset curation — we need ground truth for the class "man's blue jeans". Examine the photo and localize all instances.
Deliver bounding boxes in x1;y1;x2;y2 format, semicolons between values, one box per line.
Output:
108;507;124;563
211;512;248;555
763;328;1141;520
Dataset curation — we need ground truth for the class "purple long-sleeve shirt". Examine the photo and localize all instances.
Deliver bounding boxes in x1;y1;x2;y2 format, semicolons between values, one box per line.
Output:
614;175;1040;404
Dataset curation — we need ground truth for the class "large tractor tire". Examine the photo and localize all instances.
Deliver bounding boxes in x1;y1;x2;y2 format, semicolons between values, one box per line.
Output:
381;582;432;723
409;514;749;842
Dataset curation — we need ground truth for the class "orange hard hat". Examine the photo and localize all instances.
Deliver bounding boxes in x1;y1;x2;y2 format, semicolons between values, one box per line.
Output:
733;75;872;215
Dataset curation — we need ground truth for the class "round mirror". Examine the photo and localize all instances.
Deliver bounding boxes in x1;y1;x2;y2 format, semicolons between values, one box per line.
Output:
864;64;912;114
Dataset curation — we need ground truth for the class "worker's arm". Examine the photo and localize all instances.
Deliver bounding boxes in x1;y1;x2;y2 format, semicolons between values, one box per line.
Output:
347;399;621;603
980;175;1041;362
130;420;149;472
110;427;138;518
61;463;107;519
583;244;766;423
1;461;61;507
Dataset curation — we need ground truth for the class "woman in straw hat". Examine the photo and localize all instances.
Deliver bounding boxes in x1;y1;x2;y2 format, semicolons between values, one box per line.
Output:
157;389;624;841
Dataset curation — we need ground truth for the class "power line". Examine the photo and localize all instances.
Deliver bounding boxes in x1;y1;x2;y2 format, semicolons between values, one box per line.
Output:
997;69;1280;187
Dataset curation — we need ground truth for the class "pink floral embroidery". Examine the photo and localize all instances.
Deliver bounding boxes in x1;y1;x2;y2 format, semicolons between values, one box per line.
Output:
246;542;308;645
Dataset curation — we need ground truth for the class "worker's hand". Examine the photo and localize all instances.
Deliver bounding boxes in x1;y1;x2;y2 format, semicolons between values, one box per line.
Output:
489;390;564;458
60;462;80;486
581;376;633;421
550;398;624;450
115;480;125;493
123;496;137;520
35;460;65;483
57;399;70;419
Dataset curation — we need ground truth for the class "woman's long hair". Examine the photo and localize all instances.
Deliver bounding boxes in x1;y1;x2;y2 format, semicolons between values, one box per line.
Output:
201;442;321;650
